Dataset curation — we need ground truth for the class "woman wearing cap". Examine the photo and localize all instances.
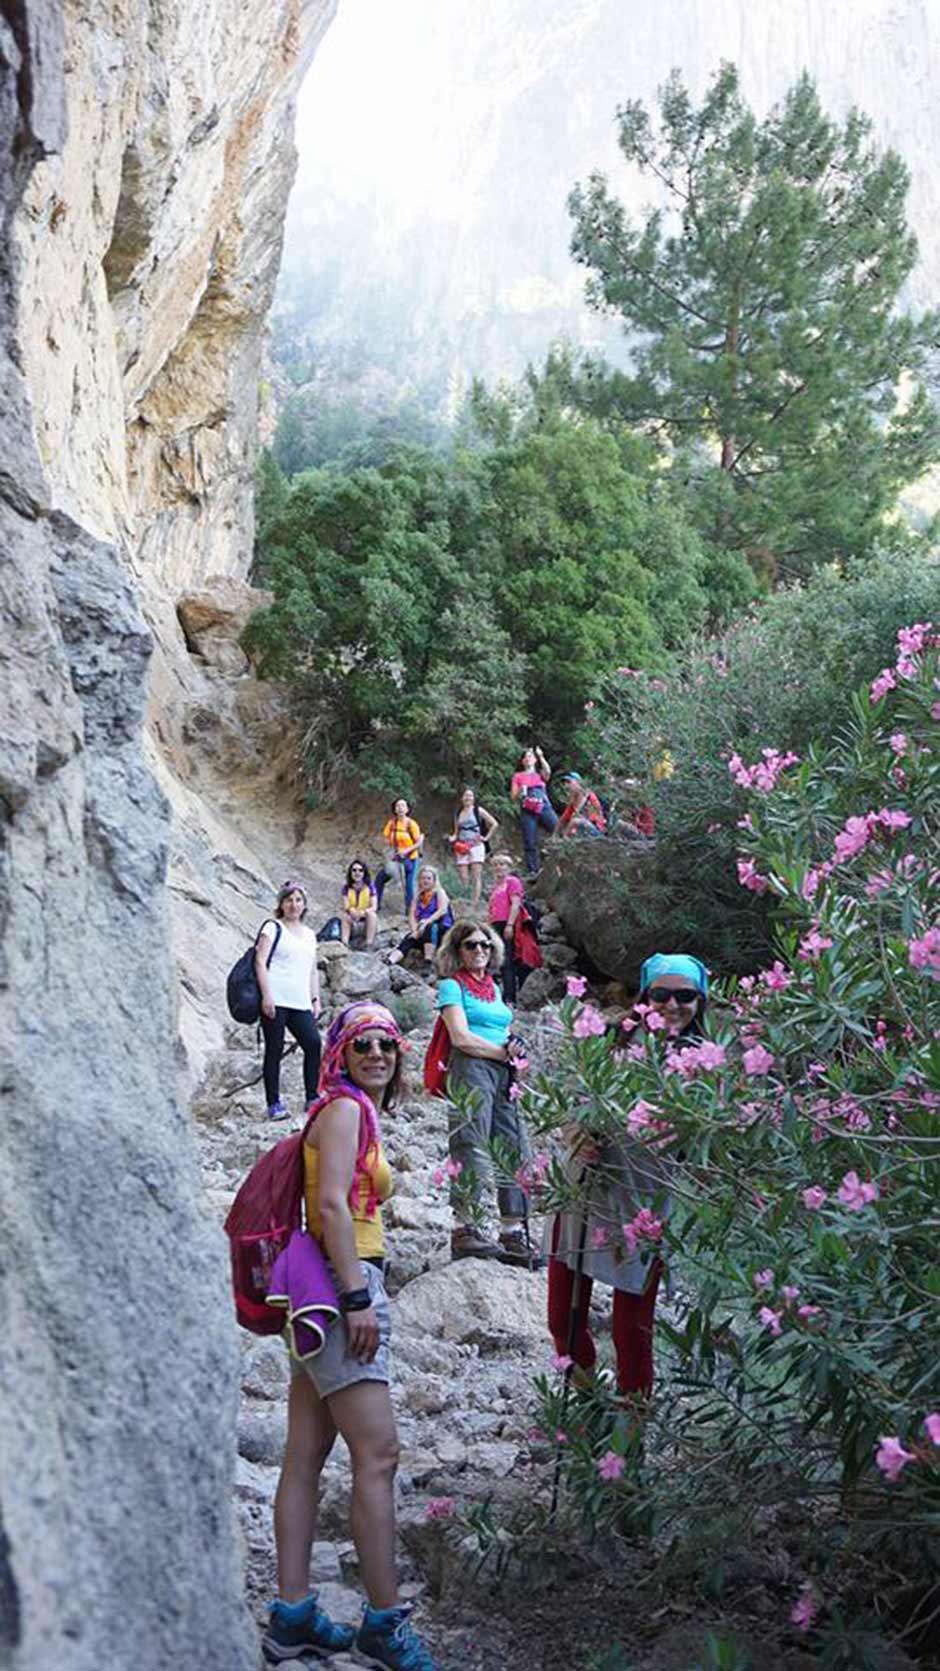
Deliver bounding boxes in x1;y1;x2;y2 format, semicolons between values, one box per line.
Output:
436;919;535;1265
510;745;557;879
341;860;378;948
546;953;708;1400
264;1002;441;1671
556;771;607;838
255;882;323;1121
446;786;498;907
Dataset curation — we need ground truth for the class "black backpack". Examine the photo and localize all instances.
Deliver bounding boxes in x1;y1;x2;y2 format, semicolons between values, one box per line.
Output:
226;922;282;1024
317;915;343;943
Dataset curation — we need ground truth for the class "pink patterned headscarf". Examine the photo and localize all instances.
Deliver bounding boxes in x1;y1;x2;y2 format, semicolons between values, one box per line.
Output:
308;1002;408;1219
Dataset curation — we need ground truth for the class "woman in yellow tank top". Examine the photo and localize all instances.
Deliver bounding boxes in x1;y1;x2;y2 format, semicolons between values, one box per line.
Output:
264;1003;441;1670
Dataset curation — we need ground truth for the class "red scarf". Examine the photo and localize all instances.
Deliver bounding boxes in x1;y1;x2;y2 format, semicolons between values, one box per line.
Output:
457;968;497;1003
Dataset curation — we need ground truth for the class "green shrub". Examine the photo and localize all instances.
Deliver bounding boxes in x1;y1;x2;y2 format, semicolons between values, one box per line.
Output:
578;546;940;972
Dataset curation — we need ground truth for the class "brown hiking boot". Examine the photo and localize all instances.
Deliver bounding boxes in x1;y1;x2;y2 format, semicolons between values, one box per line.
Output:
451;1225;501;1261
496;1227;545;1270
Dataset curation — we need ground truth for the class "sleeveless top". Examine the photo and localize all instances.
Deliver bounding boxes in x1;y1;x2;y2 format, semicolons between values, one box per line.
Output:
304;1137;392;1260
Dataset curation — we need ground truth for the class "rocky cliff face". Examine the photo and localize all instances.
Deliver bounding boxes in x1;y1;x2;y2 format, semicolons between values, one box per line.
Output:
0;2;334;1666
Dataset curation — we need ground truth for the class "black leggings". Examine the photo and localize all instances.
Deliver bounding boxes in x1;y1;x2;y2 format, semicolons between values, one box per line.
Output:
260;1007;321;1106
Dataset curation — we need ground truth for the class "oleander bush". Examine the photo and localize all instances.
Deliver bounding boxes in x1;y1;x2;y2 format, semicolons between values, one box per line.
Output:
489;623;940;1663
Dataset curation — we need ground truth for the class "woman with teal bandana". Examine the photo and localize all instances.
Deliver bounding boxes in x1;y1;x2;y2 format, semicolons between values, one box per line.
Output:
546;953;709;1399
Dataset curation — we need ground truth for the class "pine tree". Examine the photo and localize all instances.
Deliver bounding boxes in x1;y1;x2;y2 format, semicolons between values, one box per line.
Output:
568;63;940;576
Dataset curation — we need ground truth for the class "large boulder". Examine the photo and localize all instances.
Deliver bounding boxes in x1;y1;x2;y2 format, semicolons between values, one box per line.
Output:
177;577;274;675
535;834;659;987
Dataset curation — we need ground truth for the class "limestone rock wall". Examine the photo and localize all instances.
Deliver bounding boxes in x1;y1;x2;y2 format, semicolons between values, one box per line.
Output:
0;1;335;1665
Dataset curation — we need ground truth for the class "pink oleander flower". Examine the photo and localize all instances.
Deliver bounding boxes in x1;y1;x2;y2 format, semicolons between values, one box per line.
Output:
445;1158;463;1179
897;621;932;658
566;974;588;998
632;1207;664;1241
551;1353;573;1373
590;1227;608;1250
627;1099;657;1135
781;1285;800;1305
896;655;917;680
909;927;940;976
645;1010;666;1032
433;1168;446;1188
870;667;897;703
555;1429;568;1444
737;857;770;894
802;1185;827;1210
790;1583;819;1633
743;1043;775;1076
875;1436;916;1483
924;1413;940;1445
798;928;833;962
833;815;870;864
626;1041;647;1063
798;1305;822;1323
801;867;820;901
620;1013;638;1034
753;1269;775;1290
507;1082;521;1101
425;1496;456;1520
872;807;912;832
759;1306;783;1337
761;961;791;991
866;869;893;899
573;1005;607;1038
837;1170;879;1211
807;1061;828;1081
696;1040;728;1070
889;732;908;757
597;1450;625;1482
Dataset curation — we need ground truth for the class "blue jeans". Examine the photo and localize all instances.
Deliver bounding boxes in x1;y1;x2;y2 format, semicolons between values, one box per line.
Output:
375;855;417;909
520;804;558;875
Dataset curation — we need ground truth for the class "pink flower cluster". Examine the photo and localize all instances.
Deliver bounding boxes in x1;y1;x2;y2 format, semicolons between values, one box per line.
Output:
831;807;912;869
572;1004;607;1038
728;747;799;792
737;857;770;894
566;974;588;998
742;1043;775;1076
875;1415;940;1483
621;1207;664;1255
424;1496;456;1521
909;926;940;977
790;1583;819;1633
798;927;833;963
755;1272;822;1336
432;1158;463;1187
870;621;937;703
597;1449;625;1482
837;1170;879;1211
667;1039;727;1078
515;1152;550;1194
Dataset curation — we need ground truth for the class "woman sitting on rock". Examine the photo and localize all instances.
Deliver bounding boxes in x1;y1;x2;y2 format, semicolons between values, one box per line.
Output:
436;918;535;1266
546;953;708;1402
388;863;453;972
374;797;423;913
264;1001;441;1671
255;880;322;1121
510;745;557;879
341;859;378;947
486;852;542;1004
556;771;607;838
446;785;498;906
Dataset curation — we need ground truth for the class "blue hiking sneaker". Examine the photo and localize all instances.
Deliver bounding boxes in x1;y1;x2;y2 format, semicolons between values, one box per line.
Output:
266;1099;289;1121
262;1592;356;1662
353;1602;440;1670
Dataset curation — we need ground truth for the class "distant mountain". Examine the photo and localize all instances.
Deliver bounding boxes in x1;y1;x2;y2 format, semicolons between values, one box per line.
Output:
277;0;940;418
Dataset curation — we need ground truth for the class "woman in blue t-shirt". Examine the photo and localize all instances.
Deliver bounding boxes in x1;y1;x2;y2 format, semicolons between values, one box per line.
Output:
436;919;535;1266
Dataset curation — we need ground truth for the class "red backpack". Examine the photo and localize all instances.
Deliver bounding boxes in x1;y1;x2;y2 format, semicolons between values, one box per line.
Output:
224;1116;314;1334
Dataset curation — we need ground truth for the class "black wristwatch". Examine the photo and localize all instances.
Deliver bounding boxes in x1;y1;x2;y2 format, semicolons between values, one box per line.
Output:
339;1287;372;1314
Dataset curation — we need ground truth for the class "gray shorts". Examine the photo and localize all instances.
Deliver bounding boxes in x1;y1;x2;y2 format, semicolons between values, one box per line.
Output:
290;1261;391;1401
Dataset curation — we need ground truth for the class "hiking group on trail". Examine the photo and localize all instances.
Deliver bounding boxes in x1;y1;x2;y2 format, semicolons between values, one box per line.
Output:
232;753;676;1671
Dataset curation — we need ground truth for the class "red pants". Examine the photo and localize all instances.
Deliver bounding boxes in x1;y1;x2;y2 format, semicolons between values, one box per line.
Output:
547;1231;662;1397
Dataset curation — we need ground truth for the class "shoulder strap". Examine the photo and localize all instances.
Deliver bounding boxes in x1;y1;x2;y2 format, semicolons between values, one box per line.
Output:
255;920;282;967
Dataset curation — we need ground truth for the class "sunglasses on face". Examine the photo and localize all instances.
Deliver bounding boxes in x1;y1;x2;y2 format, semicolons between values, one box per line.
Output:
462;938;492;952
351;1036;398;1056
647;986;699;1006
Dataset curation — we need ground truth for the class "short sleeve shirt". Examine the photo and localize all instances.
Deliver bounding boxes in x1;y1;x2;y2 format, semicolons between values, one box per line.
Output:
437;978;512;1047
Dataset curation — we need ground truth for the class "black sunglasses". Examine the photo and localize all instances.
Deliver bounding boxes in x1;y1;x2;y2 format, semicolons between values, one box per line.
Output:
647;986;699;1006
462;938;492;952
351;1036;398;1056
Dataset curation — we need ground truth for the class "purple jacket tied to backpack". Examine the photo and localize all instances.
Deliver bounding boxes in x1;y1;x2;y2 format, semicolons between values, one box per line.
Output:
265;1229;340;1359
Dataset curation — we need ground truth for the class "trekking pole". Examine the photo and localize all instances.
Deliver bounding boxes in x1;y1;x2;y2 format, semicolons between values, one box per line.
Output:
224;1040;300;1099
549;1181;588;1521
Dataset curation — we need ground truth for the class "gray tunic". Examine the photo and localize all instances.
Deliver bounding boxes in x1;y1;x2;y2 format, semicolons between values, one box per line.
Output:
544;1134;671;1295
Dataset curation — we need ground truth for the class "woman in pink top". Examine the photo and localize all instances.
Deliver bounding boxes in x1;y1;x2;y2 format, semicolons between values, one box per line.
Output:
510;745;558;878
488;852;543;1002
